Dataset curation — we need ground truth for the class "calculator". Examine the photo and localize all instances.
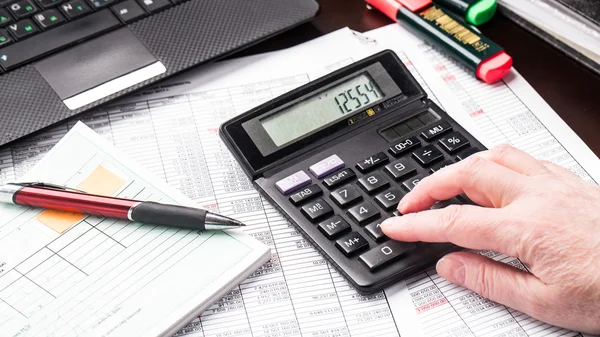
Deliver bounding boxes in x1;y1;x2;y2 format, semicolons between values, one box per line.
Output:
220;50;485;294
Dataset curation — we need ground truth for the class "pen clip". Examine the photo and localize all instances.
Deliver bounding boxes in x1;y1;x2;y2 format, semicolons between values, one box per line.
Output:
13;182;88;194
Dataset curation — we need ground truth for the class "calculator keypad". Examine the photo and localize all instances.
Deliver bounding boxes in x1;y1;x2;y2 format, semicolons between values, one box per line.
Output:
267;115;482;293
365;220;387;242
384;158;417;181
359;241;417;271
289;184;322;206
310;154;345;178
276;170;311;194
429;160;453;173
412;145;444;166
389;136;420;157
456;147;481;161
438;132;470;153
421;121;452;140
357;172;389;194
301;198;333;222
323;168;356;189
330;185;362;208
318;215;351;239
335;232;369;256
356;152;389;173
402;173;427;191
347;201;380;225
374;188;403;211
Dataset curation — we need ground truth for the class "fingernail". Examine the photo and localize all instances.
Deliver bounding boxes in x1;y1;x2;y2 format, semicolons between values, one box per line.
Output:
380;217;405;231
397;193;410;210
436;256;465;284
397;199;406;209
380;218;395;231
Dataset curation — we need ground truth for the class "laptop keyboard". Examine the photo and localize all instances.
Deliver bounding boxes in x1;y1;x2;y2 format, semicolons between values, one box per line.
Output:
0;0;180;72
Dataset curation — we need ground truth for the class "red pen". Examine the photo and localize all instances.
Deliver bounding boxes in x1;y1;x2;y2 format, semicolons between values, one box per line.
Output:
366;0;512;83
0;183;244;230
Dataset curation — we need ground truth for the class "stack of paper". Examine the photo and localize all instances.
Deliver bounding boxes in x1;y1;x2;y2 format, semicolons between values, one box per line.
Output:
0;123;270;337
0;22;597;337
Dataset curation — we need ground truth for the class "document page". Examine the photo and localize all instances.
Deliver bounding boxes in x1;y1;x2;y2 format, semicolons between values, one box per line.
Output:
365;25;600;183
361;25;597;337
0;26;595;337
0;123;270;337
0;29;408;337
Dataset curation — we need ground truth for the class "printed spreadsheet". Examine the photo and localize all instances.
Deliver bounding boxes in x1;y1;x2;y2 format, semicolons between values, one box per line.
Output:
1;27;595;336
0;123;268;337
364;25;592;337
0;59;425;337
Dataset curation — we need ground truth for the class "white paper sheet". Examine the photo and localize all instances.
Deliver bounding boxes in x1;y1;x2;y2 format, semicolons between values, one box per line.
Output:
0;24;596;337
0;123;270;337
361;24;598;337
0;29;408;337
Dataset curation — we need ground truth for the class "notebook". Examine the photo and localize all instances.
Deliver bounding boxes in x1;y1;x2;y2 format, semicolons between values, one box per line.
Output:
0;122;271;337
498;0;600;76
558;0;600;26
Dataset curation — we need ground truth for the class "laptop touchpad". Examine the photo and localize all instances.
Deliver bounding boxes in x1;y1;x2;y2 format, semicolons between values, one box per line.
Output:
35;28;166;110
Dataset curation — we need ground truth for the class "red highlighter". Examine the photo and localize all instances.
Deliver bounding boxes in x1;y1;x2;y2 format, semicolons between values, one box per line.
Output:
366;0;512;83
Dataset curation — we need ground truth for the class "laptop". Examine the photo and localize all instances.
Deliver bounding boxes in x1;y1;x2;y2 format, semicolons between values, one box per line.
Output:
0;0;319;146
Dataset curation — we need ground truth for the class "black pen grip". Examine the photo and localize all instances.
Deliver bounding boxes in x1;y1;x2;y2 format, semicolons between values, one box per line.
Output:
130;202;207;230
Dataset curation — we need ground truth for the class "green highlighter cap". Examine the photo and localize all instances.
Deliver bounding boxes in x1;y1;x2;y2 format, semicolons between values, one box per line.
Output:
466;0;497;25
434;0;497;25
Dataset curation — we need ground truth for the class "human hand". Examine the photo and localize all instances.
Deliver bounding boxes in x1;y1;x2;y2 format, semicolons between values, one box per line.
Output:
380;145;600;334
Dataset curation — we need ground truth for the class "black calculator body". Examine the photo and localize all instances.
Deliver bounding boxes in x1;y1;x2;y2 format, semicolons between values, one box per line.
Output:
220;50;485;294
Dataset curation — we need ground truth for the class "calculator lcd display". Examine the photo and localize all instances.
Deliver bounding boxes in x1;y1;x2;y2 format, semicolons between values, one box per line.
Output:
260;73;385;146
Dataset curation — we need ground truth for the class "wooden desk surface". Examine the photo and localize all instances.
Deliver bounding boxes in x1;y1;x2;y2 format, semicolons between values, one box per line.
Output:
243;0;600;156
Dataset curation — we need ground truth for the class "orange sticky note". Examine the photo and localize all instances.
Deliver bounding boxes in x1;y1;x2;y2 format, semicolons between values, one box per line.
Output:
37;165;126;234
76;165;126;196
37;210;85;234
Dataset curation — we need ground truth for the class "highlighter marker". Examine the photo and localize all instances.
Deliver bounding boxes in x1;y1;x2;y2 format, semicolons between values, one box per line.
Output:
434;0;497;26
366;0;512;83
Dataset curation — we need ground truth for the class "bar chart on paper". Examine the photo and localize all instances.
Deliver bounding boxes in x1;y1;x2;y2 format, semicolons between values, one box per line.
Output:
0;49;438;337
